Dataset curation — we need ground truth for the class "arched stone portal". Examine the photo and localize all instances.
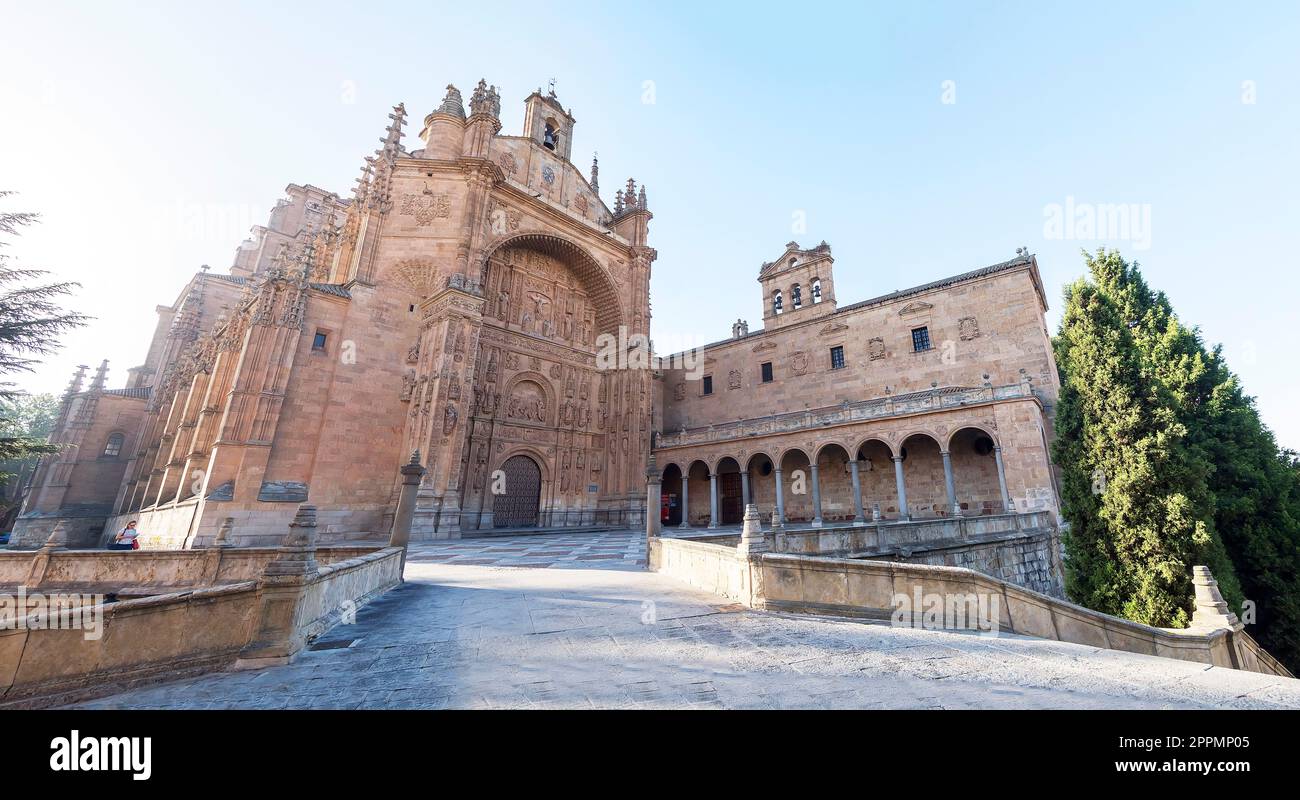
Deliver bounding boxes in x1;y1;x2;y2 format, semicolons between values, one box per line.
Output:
493;454;541;528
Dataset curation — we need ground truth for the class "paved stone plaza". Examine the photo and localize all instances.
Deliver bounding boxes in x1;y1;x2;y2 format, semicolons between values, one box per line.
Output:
74;531;1300;709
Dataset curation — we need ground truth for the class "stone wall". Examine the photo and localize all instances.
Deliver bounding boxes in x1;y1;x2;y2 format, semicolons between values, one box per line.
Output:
648;536;1291;678
0;545;404;708
773;511;1063;597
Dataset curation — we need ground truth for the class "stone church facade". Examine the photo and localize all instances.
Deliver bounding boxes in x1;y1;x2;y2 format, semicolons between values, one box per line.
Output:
10;82;1062;550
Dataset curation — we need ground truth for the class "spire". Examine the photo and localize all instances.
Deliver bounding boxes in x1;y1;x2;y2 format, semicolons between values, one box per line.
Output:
377;102;406;163
590;152;599;193
469;79;501;119
638;184;647;210
624;178;637;209
436;84;465;119
613;189;624;215
64;364;88;397
89;359;109;391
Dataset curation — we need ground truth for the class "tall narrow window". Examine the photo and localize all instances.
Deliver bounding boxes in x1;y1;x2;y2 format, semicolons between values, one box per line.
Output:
812;279;823;304
911;326;932;352
792;284;802;309
773;291;783;315
760;362;773;383
103;432;124;458
830;345;845;370
702;375;713;396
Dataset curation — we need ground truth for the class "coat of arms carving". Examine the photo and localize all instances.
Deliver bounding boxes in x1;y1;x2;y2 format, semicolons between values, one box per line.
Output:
400;190;451;225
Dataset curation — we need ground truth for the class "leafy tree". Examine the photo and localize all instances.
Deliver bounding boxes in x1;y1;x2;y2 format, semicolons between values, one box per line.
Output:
1054;249;1300;671
0;191;88;463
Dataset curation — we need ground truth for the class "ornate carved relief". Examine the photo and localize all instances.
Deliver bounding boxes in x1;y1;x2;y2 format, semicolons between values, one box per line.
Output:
388;259;440;298
868;337;886;361
498;152;517;176
574;194;589;214
898;300;933;316
790;351;809;375
959;316;981;341
728;370;742;390
399;189;451;225
506;380;548;423
819;322;849;336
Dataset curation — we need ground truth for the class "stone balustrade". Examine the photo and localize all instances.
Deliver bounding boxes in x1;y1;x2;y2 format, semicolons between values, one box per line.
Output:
657;382;1036;449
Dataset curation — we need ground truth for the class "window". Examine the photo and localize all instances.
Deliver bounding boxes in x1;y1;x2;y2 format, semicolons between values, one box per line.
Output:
792;284;803;309
702;375;713;396
830;346;845;370
312;331;328;352
773;291;783;315
760;362;773;383
543;123;557;150
911;326;932;352
103;432;124;458
812;279;823;304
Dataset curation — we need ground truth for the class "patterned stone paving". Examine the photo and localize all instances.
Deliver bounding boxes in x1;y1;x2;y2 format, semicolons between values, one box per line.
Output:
405;530;646;570
73;531;1300;710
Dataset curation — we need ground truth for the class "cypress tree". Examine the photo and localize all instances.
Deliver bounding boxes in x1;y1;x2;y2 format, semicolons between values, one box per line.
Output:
1054;249;1300;671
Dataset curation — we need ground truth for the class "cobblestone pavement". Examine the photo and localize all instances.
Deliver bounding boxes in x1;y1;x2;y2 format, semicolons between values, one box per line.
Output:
75;532;1300;709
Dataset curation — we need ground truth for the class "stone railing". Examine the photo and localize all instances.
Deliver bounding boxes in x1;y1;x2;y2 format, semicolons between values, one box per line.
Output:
0;506;404;708
656;382;1038;449
648;522;1292;678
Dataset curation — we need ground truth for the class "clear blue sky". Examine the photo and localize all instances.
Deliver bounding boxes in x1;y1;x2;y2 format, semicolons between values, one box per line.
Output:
2;1;1298;448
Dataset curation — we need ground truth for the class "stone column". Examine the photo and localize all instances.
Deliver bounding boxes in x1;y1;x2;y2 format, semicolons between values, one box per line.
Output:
809;463;823;527
389;450;428;571
774;467;785;525
708;471;720;529
678;473;690;529
892;455;910;521
993;445;1011;513
740;470;751;508
941;450;960;517
645;456;661;544
849;459;865;525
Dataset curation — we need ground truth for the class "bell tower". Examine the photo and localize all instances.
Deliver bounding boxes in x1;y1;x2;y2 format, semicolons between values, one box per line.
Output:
522;85;576;161
758;241;837;330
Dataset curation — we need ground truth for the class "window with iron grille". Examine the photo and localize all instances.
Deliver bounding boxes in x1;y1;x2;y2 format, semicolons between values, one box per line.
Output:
911;327;931;352
760;362;773;383
702;375;713;395
829;346;845;370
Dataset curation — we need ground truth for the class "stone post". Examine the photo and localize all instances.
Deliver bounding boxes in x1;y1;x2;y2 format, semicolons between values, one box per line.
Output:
849;459;865;525
26;521;69;587
645;455;661;546
941;450;960;517
774;467;786;525
236;504;321;669
708;471;719;529
737;502;769;557
389;450;428;572
1190;566;1242;632
809;463;823;527
993;445;1011;513
213;517;235;548
892;455;910;521
678;473;690;529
